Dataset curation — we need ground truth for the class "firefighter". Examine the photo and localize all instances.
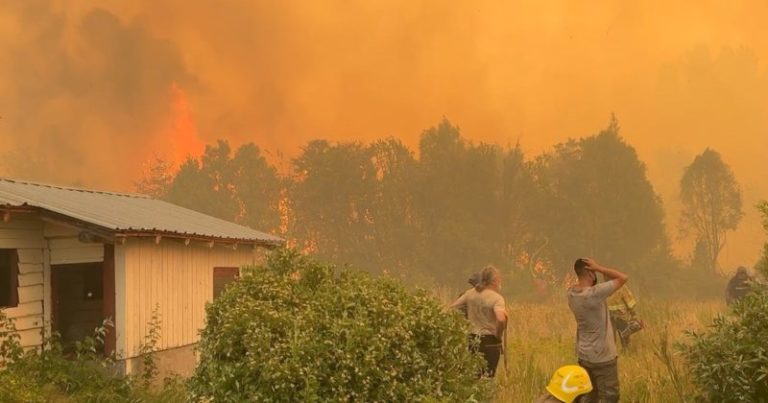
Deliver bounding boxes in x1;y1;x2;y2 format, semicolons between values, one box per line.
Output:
726;266;754;306
534;365;593;403
607;285;644;349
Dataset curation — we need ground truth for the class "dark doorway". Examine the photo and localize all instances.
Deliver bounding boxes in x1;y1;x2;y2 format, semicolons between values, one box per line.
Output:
51;262;105;352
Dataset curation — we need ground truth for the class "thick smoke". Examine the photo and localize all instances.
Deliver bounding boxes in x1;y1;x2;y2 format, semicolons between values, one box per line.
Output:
0;0;766;267
0;1;194;188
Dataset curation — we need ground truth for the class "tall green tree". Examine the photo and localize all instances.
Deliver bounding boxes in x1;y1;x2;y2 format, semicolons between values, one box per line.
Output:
230;143;282;232
498;144;542;268
368;138;421;276
532;116;669;280
165;156;236;221
135;157;174;199
412;119;507;285
755;200;768;278
289;140;377;268
163;140;282;232
679;148;743;273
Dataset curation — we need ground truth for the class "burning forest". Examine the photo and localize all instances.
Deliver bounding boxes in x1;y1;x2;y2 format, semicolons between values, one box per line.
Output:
1;1;767;402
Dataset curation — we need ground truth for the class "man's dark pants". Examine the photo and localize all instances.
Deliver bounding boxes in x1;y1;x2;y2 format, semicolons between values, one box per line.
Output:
578;358;619;403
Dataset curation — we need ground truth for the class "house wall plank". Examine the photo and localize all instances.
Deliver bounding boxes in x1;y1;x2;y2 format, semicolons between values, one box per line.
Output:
3;301;43;319
121;238;260;358
18;263;43;274
12;315;43;331
42;222;79;238
18;271;43;287
17;249;43;264
114;244;127;361
0;220;46;351
49;238;104;265
17;328;43;348
18;284;43;304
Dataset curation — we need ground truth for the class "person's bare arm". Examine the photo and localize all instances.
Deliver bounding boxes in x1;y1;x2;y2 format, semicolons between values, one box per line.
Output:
493;299;508;338
495;308;507;339
495;308;507;323
584;258;628;291
449;291;468;310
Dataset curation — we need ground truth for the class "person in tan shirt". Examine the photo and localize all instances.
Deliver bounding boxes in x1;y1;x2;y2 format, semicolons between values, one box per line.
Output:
450;265;508;377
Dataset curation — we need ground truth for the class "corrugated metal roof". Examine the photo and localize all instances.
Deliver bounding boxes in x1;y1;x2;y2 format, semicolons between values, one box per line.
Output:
0;178;283;245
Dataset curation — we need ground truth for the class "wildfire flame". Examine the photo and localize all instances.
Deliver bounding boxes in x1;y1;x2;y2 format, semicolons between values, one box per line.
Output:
167;83;205;169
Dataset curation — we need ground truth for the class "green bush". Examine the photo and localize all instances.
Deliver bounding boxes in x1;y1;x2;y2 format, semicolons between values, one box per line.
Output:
0;310;186;402
190;249;489;402
680;286;768;402
756;200;768;279
756;245;768;280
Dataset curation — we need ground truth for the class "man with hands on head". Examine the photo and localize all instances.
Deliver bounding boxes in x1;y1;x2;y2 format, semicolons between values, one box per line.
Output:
567;258;628;403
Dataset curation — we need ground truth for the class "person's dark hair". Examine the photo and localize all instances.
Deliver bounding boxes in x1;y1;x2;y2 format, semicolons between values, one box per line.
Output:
574;258;589;277
467;272;481;287
475;266;500;292
734;266;751;279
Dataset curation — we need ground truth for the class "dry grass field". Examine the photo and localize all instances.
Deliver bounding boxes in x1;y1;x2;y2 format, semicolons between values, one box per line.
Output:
491;299;723;402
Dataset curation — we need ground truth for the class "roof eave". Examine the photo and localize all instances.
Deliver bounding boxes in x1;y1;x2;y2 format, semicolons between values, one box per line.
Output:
113;230;285;248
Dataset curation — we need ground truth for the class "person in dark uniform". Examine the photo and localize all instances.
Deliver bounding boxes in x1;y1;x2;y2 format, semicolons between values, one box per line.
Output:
726;266;754;306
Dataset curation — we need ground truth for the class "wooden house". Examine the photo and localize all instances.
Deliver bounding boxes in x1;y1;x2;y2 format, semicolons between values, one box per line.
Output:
0;178;283;374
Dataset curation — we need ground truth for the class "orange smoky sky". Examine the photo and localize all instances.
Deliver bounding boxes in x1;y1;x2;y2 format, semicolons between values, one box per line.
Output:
0;0;766;268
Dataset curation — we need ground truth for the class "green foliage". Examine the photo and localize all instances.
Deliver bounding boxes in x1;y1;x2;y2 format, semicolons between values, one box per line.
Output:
680;287;768;402
413;120;535;285
756;201;768;278
531;115;669;281
135;157;174;199
190;249;490;402
144;116;679;292
679;148;743;273
0;309;185;402
138;305;163;386
652;326;695;402
289;140;378;269
756;244;768;280
368;138;422;277
0;313;23;364
163;140;282;232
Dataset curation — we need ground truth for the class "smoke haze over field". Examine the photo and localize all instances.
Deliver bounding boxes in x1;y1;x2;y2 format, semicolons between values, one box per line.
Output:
0;0;766;269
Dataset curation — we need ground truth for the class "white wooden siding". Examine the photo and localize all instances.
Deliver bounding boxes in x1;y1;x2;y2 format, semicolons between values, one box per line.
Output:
0;214;45;349
49;238;104;265
42;222;80;238
120;238;258;358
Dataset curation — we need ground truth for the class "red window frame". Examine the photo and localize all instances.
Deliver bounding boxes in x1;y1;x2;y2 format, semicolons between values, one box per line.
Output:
213;267;240;299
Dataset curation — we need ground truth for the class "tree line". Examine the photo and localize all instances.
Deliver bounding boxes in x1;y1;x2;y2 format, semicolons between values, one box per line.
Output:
137;116;750;297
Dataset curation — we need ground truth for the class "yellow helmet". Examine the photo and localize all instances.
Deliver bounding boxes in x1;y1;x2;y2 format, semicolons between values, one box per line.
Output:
545;365;593;403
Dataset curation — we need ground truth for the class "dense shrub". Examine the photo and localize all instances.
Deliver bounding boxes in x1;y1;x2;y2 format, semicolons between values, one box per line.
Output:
757;246;768;279
756;200;768;279
190;249;489;402
0;311;186;402
680;286;768;402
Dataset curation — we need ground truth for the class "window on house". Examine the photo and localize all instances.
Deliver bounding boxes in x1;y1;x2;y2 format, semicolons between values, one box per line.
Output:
213;267;240;299
0;249;19;308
